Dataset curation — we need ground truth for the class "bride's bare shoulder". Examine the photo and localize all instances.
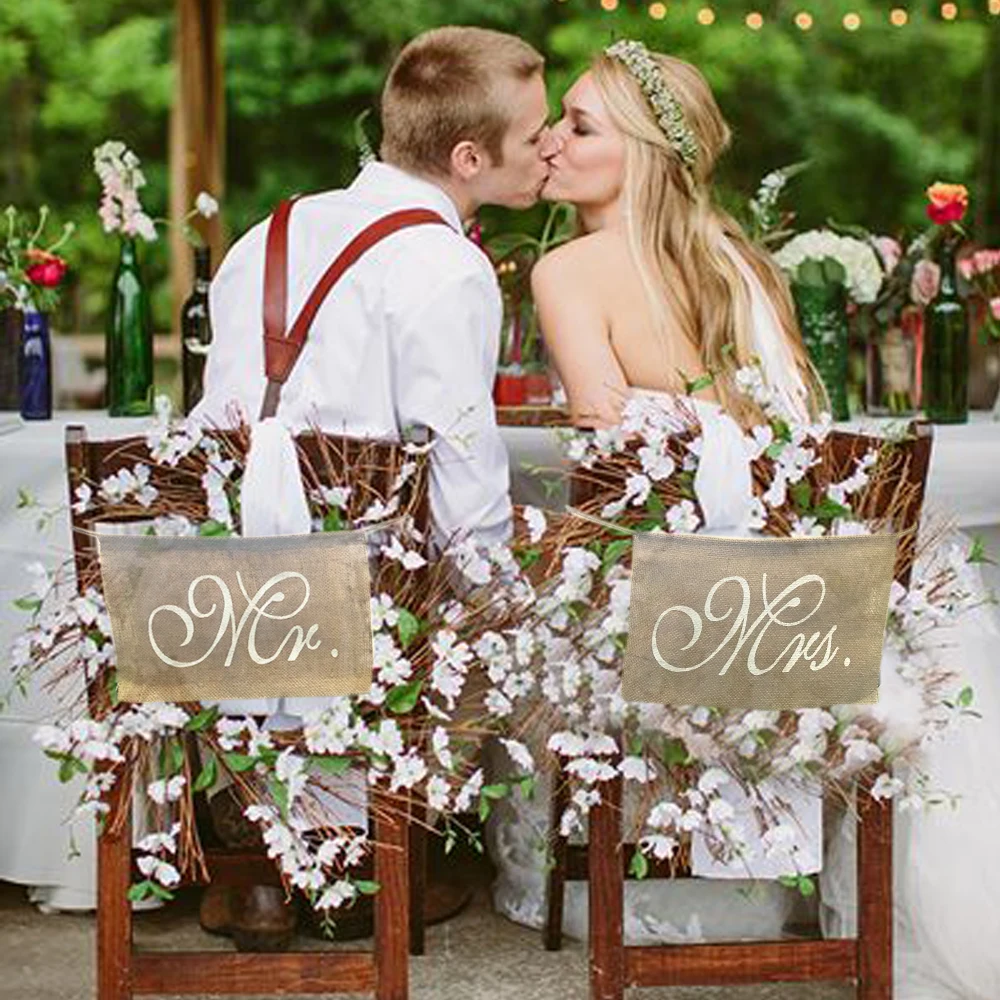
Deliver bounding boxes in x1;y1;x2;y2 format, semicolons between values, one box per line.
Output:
531;230;627;294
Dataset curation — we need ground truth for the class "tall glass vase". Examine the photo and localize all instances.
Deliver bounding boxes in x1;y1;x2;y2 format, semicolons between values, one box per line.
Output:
106;238;153;416
922;235;968;424
792;282;850;421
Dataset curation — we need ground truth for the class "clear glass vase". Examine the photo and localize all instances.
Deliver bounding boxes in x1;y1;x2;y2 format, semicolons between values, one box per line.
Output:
865;316;918;416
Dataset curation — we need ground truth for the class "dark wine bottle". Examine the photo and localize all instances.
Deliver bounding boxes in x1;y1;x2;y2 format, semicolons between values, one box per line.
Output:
181;246;212;415
922;234;968;424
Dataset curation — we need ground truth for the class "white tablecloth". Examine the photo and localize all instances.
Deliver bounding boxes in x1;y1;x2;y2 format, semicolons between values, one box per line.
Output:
2;409;999;910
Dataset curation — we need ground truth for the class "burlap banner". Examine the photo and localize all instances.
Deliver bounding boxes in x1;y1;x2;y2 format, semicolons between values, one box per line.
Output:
97;530;373;703
622;530;898;709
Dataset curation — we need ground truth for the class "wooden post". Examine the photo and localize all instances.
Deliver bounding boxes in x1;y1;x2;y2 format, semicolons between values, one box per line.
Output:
169;0;226;333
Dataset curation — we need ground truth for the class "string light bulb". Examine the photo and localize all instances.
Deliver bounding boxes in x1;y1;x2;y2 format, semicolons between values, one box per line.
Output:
746;11;764;29
697;6;715;24
843;11;861;30
649;1;667;19
890;8;908;25
941;2;957;18
600;0;619;10
990;0;1000;14
794;12;814;30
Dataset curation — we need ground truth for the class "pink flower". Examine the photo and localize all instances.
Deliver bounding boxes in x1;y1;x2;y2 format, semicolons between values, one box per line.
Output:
991;298;1000;322
910;259;941;307
874;236;901;274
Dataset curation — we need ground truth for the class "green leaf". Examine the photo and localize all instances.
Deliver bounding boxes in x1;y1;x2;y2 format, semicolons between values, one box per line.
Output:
481;782;509;801
12;596;42;614
184;705;220;732
629;849;649;880
57;754;87;783
685;373;715;394
16;488;36;509
148;881;175;901
396;608;421;650
645;492;665;516
323;508;344;532
198;519;231;537
193;756;217;793
106;670;119;707
478;795;493;823
662;737;688;767
386;679;422;714
764;441;786;460
223;752;258;773
797;875;816;898
127;880;152;902
813;499;852;521
517;775;536;800
601;538;632;576
311;755;353;776
790;481;812;511
353;879;380;895
967;536;995;565
268;776;289;821
778;874;799;888
514;546;542;570
957;685;974;708
166;741;186;777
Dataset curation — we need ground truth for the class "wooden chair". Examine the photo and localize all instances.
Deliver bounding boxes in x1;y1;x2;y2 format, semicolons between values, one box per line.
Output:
65;422;434;999
543;420;934;1000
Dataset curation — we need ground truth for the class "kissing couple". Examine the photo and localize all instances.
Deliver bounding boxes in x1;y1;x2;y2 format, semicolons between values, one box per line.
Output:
192;24;826;554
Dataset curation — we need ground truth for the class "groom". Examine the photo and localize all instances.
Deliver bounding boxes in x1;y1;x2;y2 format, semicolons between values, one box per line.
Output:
188;25;551;947
192;25;552;551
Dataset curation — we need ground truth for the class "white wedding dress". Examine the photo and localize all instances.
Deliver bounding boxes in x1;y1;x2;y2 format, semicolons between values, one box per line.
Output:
489;239;1000;996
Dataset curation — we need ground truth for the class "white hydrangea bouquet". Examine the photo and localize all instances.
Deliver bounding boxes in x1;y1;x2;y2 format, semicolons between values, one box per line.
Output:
492;365;989;885
774;229;883;306
4;397;551;923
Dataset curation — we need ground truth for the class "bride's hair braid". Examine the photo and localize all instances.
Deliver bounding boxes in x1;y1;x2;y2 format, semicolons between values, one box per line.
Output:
591;51;828;427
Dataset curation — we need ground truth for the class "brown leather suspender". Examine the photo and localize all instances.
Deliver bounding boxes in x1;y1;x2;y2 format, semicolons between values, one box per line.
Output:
258;197;450;421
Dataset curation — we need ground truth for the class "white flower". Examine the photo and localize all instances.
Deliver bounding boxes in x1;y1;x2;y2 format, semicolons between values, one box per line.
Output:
431;727;454;770
317;879;357;910
639;833;678;860
454;768;483;812
523;505;547;544
870;773;905;801
666;500;700;533
147;775;185;805
774;230;882;304
499;738;534;773
426;775;450;812
195;191;219;218
619;756;653;782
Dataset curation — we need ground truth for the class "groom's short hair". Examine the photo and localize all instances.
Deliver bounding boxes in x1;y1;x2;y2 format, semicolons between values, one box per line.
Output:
380;26;544;177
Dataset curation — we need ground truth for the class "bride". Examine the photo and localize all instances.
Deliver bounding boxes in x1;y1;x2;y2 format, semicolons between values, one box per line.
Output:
487;39;1000;1000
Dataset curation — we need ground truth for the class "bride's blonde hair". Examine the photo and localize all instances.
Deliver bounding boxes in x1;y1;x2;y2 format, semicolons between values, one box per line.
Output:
591;50;828;426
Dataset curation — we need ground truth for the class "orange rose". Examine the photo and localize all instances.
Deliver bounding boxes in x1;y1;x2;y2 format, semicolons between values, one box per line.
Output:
925;182;968;225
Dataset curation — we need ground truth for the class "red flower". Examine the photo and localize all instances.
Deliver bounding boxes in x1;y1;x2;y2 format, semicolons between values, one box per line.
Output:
925;182;968;226
25;248;68;289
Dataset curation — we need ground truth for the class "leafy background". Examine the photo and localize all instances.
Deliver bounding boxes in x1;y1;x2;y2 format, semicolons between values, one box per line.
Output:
2;0;998;338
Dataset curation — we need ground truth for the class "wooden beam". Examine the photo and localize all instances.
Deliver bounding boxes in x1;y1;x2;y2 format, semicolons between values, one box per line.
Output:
169;0;226;334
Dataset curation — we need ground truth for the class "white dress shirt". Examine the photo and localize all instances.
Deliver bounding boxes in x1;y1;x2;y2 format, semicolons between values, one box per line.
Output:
190;161;513;549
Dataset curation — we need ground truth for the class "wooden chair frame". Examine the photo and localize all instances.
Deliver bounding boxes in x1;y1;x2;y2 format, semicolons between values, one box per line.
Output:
543;421;934;1000
65;423;434;999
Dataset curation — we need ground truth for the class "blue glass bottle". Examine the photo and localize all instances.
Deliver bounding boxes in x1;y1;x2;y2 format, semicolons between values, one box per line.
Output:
20;309;52;420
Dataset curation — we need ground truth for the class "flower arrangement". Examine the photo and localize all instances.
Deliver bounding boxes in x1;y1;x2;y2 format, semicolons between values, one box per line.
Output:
960;248;1000;341
5;370;991;908
0;205;74;313
492;367;987;882
4;399;549;921
746;161;809;247
774;229;883;305
93;140;218;246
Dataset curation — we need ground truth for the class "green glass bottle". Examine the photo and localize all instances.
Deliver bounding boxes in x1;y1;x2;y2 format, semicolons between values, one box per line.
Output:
106;238;153;416
922;234;968;424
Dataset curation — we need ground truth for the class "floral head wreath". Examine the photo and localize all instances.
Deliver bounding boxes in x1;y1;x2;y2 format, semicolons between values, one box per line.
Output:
604;39;700;171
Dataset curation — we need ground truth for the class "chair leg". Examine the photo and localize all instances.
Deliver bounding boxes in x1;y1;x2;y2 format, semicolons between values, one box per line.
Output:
374;788;410;1000
97;767;133;1000
409;795;426;956
544;762;570;951
857;781;893;1000
589;774;624;1000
